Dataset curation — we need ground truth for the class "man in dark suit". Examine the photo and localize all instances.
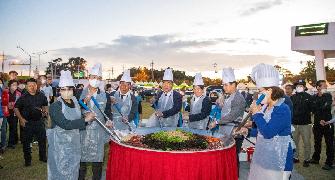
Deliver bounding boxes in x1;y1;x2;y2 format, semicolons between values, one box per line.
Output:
152;68;182;127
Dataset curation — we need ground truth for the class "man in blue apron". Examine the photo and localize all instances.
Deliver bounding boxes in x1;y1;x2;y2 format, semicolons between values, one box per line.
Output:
248;63;293;180
79;63;110;180
208;67;246;175
151;68;182;127
47;70;96;180
187;73;211;130
111;70;138;131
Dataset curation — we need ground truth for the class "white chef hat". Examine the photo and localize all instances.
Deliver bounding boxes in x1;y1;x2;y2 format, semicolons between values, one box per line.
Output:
222;67;236;84
120;69;132;83
251;63;280;88
88;63;102;77
163;67;173;81
59;70;75;87
193;73;204;86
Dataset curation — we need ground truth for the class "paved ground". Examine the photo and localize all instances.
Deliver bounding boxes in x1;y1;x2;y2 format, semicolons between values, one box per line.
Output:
239;161;305;180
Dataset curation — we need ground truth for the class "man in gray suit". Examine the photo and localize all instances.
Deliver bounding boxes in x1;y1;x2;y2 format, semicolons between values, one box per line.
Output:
208;67;246;175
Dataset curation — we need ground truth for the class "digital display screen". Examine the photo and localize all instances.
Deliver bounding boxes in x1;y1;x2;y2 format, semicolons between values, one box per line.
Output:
295;23;329;36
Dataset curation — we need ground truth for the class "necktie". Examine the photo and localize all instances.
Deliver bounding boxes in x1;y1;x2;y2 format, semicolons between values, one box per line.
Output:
163;93;168;109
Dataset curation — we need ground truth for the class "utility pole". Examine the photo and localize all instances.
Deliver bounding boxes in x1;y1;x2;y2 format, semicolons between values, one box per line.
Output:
213;62;218;73
49;62;54;80
150;60;154;82
32;51;47;72
17;46;33;77
1;51;5;73
111;67;114;79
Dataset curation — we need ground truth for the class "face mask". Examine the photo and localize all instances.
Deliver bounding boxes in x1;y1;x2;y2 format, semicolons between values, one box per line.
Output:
89;79;100;88
19;84;25;89
296;87;304;93
61;90;73;100
321;89;327;94
41;79;47;84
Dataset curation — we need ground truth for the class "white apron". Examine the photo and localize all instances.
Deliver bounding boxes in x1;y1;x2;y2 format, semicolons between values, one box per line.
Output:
47;97;82;180
79;88;107;162
189;95;209;130
248;99;292;180
112;91;136;130
218;93;236;135
156;91;179;127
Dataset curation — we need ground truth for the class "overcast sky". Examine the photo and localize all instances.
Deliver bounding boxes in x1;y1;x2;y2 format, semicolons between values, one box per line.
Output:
1;0;335;79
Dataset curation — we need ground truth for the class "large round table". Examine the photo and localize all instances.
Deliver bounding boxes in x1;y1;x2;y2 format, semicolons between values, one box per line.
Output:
106;127;238;180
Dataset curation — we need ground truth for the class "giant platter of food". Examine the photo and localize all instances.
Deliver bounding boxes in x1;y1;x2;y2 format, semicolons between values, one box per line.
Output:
122;129;225;151
106;127;238;180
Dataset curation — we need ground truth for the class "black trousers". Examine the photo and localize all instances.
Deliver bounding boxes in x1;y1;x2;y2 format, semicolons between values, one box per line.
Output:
20;125;24;144
312;124;334;166
22;121;46;163
79;162;103;180
7;114;18;146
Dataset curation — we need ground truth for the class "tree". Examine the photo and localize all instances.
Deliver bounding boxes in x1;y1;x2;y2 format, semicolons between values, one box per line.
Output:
45;57;87;78
67;57;87;79
297;60;335;83
133;67;149;82
45;58;63;77
116;67;193;85
68;57;87;73
298;60;316;82
274;65;295;83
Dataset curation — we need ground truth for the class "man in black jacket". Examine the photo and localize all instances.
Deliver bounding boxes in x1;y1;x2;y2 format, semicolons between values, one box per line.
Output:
14;78;48;167
310;80;334;170
291;80;313;167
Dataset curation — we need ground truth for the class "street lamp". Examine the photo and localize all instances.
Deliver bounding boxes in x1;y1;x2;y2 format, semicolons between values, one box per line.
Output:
213;62;218;73
17;46;33;76
32;51;48;72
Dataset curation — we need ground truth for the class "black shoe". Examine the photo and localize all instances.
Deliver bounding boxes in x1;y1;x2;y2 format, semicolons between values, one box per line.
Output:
309;159;319;164
303;160;310;167
293;158;300;163
322;164;333;170
25;161;31;167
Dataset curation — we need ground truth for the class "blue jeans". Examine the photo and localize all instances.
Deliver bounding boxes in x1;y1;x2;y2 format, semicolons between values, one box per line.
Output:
1;117;7;148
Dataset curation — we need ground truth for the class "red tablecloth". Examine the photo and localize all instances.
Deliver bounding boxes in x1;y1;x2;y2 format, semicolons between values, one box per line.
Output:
106;141;238;180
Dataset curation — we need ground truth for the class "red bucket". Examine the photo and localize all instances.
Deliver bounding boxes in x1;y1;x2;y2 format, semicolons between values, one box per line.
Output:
246;147;255;162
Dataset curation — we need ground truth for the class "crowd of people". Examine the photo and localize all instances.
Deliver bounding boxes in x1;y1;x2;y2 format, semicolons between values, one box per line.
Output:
0;62;334;180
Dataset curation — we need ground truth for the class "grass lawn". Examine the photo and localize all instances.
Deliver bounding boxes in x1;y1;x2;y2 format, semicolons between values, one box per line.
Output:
0;102;334;179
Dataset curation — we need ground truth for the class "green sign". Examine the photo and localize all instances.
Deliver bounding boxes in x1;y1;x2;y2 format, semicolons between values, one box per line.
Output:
74;71;84;78
295;23;329;36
